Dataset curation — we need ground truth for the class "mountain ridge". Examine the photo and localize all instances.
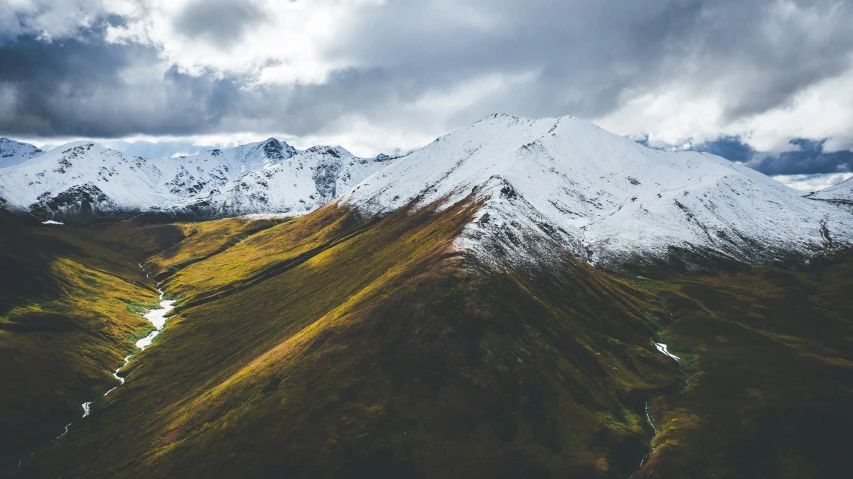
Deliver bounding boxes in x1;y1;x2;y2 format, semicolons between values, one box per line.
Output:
0;137;43;169
340;114;853;268
812;175;853;204
0;138;392;220
2;114;852;269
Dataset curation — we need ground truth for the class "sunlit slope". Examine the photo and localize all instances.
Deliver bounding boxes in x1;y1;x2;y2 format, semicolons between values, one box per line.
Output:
25;199;682;479
144;215;286;280
0;210;159;472
149;207;362;304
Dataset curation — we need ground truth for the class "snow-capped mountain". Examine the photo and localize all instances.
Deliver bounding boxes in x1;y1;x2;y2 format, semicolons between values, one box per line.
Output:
341;114;853;267
0;138;393;218
811;176;853;204
155;138;299;200
0;138;42;169
197;145;394;216
0;142;167;217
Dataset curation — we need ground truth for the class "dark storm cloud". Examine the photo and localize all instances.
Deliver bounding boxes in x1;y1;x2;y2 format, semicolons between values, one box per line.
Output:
691;137;853;175
173;0;267;49
319;0;853;123
0;32;245;137
1;0;852;165
322;0;708;120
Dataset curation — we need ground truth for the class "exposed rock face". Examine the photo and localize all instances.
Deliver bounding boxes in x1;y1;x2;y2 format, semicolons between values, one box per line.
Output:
262;138;297;160
29;183;115;219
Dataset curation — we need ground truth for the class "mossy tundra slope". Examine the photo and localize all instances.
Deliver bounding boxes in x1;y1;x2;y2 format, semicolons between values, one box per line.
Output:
4;198;853;478
0;209;160;471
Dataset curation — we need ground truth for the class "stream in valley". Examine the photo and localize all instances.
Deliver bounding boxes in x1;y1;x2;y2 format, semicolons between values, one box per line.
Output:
19;267;174;467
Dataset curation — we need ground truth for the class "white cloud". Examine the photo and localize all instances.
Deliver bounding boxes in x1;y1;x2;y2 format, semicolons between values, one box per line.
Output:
772;172;853;192
3;0;853;168
104;0;382;84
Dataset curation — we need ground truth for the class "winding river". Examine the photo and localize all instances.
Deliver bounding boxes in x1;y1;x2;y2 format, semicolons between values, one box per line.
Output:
104;287;175;396
629;341;683;477
21;269;175;469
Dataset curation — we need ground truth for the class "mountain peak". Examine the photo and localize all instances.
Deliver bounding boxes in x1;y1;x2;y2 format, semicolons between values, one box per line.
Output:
0;138;43;169
260;137;297;160
305;145;353;158
342;114;853;267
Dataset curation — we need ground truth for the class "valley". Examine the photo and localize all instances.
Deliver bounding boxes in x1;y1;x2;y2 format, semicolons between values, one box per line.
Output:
2;115;853;478
5;0;853;474
2;203;852;478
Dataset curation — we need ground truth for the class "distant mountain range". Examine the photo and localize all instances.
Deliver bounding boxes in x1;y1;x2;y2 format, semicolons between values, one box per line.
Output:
0;137;394;220
2;115;852;268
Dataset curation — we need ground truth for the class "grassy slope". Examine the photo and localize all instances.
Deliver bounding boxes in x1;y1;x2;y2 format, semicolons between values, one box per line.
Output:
143;216;286;280
0;210;159;472
633;257;853;479
7;202;853;478
0;213;283;476
24;200;681;478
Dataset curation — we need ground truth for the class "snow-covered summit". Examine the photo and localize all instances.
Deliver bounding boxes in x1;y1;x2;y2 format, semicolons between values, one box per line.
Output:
341;114;853;266
0;138;42;169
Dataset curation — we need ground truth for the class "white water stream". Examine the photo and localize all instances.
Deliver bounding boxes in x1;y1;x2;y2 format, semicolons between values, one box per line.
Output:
653;342;680;361
629;340;683;477
19;267;174;467
103;287;175;395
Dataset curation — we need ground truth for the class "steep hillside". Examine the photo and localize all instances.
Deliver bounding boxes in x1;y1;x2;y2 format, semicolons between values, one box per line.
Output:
16;198;683;479
0;210;159;471
342;114;853;268
12;198;853;479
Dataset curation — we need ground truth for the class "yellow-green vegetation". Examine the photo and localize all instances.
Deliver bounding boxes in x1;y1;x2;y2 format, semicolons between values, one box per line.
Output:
144;216;286;280
0;210;159;472
157;206;369;306
19;199;683;478
6;200;853;478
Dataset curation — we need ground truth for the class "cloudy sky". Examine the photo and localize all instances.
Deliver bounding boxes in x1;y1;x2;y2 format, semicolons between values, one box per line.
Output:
1;0;853;189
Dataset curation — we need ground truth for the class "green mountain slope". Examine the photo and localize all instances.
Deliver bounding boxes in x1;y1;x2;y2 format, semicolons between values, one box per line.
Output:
16;199;682;478
5;200;853;478
0;210;159;471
